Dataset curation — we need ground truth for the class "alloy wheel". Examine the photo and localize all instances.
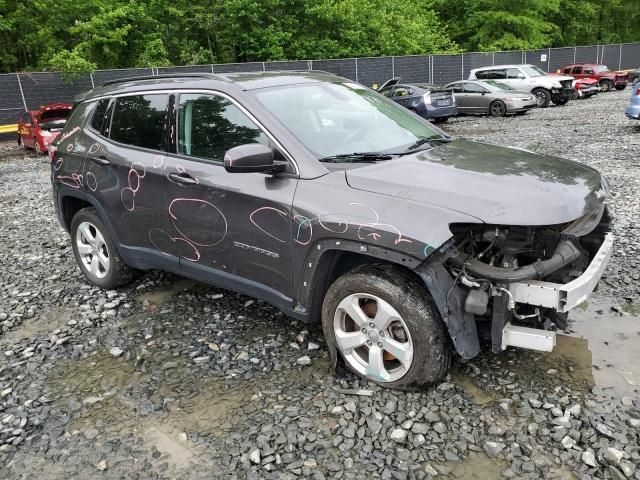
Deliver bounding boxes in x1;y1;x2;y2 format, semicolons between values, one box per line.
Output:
534;91;547;107
76;221;110;279
491;102;506;117
333;293;414;382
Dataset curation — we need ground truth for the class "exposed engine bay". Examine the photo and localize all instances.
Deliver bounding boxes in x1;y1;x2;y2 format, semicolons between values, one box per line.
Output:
445;204;612;352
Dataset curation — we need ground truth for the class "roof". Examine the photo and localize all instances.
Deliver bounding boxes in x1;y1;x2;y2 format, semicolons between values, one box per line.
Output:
79;70;341;102
471;64;535;71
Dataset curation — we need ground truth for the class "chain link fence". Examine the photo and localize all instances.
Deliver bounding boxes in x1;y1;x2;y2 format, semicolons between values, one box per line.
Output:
1;42;639;136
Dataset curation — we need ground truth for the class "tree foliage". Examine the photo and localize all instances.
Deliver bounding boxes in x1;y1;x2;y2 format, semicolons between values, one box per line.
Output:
0;0;638;75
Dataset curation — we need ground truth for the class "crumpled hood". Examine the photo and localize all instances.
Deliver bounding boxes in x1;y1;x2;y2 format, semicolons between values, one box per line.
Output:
346;139;607;225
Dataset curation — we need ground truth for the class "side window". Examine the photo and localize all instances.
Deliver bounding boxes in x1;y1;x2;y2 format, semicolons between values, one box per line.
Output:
447;83;463;93
90;99;110;134
178;93;268;163
463;83;488;94
380;88;395;98
505;68;521;79
393;86;413;97
563;67;572;74
477;70;505;80
572;66;583;74
110;94;168;151
583;67;594;74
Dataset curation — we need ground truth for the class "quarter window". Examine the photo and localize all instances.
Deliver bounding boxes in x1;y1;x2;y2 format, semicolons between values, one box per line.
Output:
177;93;268;163
109;94;169;151
90;99;110;133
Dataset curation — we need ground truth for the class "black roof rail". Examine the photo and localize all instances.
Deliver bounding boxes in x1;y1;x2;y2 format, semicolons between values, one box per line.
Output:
99;73;219;88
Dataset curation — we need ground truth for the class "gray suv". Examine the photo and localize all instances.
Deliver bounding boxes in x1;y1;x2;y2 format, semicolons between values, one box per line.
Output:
51;72;613;389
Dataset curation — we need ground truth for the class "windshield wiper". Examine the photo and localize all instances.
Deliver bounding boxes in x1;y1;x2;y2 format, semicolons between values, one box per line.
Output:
319;152;398;163
405;136;452;152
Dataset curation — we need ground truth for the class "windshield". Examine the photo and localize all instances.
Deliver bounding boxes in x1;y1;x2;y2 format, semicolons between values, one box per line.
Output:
40;109;71;121
521;65;546;77
253;82;442;158
483;80;514;91
594;65;610;73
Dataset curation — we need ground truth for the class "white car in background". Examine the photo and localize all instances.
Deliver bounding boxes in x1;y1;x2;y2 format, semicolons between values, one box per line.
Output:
469;64;574;108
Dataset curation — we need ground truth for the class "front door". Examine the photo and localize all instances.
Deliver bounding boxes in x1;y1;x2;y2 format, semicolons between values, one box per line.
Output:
162;92;298;300
82;94;177;267
462;82;491;112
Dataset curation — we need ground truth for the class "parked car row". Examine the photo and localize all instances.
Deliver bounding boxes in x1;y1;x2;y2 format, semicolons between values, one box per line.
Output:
378;62;639;123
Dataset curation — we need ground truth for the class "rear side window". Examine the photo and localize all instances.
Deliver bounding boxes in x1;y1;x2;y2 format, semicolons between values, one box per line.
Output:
177;93;267;163
475;69;505;80
90;99;110;133
572;66;583;74
110;94;169;151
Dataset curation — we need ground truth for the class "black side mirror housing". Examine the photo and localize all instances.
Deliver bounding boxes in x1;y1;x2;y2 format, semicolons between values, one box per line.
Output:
224;144;284;173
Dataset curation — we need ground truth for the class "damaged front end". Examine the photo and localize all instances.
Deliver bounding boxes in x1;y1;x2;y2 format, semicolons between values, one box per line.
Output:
420;204;613;358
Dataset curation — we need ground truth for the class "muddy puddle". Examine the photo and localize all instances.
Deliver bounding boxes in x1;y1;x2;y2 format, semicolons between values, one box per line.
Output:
451;295;639;401
446;452;506;479
137;277;204;307
569;297;640;395
1;307;70;344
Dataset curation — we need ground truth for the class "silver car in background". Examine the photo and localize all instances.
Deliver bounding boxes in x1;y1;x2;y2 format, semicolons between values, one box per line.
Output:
445;80;537;117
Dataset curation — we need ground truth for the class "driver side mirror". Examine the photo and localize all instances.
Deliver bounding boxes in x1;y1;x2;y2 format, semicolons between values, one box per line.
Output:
224;143;285;174
517;73;526;79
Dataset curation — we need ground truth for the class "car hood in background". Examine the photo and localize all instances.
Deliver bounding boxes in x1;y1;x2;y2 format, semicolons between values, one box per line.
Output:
345;139;606;225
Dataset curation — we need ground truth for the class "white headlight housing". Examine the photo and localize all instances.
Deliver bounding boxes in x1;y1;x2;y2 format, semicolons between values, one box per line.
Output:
422;92;432;105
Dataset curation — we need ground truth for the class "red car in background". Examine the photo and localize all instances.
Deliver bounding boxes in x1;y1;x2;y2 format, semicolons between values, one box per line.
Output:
17;102;73;154
560;64;628;92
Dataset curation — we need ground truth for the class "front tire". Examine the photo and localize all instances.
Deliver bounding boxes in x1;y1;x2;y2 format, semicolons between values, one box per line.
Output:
321;264;451;389
599;79;613;92
70;208;138;289
615;84;627;91
532;88;551;108
33;138;42;154
432;117;449;123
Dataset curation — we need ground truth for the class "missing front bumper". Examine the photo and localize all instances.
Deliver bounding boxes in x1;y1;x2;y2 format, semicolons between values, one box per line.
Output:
508;232;614;313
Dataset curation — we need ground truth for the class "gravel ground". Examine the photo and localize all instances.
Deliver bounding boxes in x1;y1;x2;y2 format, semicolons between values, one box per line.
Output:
0;90;639;480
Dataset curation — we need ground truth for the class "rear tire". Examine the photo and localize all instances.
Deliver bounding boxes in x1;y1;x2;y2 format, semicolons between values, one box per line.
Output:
432;117;449;123
553;97;569;106
489;100;507;117
33;138;42;154
70;208;138;289
599;79;613;92
532;88;551;108
321;264;451;390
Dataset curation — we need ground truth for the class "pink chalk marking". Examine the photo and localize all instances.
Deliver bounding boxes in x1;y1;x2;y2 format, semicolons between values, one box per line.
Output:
86;172;97;192
53;157;64;171
249;206;288;243
169;198;228;247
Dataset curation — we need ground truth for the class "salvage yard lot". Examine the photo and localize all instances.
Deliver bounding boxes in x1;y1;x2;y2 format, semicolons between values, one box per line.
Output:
1;89;639;479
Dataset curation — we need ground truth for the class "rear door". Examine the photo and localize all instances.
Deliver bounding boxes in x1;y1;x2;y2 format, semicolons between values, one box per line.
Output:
82;93;177;267
163;91;298;298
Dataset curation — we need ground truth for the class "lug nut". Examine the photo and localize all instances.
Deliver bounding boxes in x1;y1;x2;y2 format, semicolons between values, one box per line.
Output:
379;331;385;337
377;342;383;348
367;340;372;346
361;328;367;333
369;322;375;328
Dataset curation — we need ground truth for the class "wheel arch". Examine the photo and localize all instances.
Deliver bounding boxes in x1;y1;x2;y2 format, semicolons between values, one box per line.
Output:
57;188;123;254
297;239;425;323
298;238;481;361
